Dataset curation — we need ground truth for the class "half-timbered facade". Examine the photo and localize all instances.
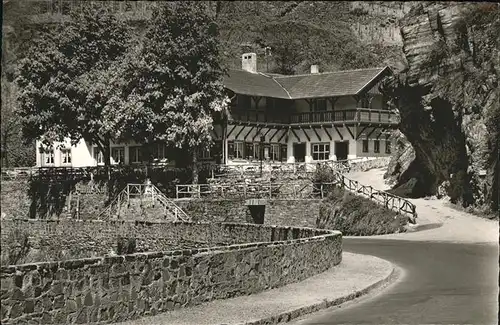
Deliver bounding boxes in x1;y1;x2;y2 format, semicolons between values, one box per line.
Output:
35;53;399;167
212;53;399;165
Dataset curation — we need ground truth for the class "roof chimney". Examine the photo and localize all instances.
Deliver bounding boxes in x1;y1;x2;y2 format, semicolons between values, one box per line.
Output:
242;53;257;73
310;65;319;74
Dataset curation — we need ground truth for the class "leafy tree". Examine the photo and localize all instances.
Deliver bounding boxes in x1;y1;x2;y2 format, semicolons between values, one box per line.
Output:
1;0;39;167
1;69;35;167
16;5;131;166
117;2;229;183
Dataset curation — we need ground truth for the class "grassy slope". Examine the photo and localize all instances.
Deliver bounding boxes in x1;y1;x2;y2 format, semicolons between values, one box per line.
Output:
317;187;407;236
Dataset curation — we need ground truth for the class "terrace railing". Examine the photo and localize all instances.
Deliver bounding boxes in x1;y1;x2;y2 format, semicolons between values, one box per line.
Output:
17;165;194;185
230;108;400;125
210;160;351;178
177;182;320;200
0;167;37;180
176;171;417;221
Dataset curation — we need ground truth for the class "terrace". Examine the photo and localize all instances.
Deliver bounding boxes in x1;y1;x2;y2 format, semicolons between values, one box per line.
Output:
230;107;400;126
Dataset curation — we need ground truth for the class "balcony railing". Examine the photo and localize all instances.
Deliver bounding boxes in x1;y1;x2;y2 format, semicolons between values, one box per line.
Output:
230;108;399;125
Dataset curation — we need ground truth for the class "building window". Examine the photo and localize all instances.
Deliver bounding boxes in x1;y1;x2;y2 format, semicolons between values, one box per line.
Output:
151;143;168;161
129;146;142;163
374;140;380;153
311;143;330;161
42;149;55;166
245;142;254;160
253;143;261;160
270;144;280;161
385;140;391;154
263;145;270;160
280;145;287;162
235;142;244;159
266;98;274;111
199;147;212;160
93;147;104;164
362;140;369;153
228;141;244;159
228;142;234;159
111;147;125;164
60;149;71;165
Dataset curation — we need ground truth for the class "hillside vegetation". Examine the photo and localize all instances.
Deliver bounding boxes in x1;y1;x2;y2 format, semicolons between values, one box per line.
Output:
215;1;410;74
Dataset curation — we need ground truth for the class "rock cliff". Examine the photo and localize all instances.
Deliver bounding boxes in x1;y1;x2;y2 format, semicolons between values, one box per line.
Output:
382;3;499;213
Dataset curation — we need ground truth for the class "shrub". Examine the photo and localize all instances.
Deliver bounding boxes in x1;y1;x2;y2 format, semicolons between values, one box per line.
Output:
116;237;137;255
312;163;336;183
318;188;407;235
1;228;31;266
350;7;369;16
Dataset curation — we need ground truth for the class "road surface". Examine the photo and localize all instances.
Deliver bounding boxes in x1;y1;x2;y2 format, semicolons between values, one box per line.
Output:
289;239;498;324
289;168;499;325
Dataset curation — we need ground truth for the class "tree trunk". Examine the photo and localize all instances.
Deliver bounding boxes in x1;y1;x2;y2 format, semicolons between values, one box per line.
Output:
192;148;199;184
103;142;111;167
2;133;8;168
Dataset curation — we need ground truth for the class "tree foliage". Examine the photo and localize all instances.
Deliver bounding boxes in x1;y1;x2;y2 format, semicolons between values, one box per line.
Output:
16;5;131;165
1;0;39;167
115;2;229;182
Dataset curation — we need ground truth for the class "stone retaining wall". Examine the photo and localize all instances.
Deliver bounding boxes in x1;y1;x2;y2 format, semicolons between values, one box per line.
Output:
177;199;322;228
349;157;391;172
0;218;325;264
0;222;342;325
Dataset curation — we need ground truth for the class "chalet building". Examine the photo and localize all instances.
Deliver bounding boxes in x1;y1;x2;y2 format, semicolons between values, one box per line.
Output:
35;53;400;168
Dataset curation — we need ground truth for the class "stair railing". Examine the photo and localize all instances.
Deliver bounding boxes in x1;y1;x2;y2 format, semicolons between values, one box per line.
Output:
96;183;189;221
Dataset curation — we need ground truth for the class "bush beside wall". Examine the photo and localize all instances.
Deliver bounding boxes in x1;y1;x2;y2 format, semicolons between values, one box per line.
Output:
0;223;342;325
0;180;31;219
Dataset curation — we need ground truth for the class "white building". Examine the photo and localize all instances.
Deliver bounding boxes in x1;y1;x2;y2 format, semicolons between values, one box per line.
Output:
36;53;399;168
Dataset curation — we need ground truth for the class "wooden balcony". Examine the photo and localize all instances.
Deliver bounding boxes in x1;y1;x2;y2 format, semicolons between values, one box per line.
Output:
229;108;399;126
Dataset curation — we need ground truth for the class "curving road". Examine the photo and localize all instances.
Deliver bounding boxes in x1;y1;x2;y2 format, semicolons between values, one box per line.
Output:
289;239;498;325
290;169;499;325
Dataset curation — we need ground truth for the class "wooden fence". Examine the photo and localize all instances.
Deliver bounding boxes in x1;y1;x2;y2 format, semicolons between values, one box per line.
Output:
330;173;416;219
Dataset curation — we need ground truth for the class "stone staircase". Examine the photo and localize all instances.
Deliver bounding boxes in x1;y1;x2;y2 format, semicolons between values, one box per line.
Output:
97;183;189;221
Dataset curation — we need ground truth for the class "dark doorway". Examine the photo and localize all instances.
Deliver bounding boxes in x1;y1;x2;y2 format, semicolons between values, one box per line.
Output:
335;141;349;160
293;143;306;162
248;205;265;224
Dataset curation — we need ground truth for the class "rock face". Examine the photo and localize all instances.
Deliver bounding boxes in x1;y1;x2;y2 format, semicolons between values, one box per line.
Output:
381;3;499;212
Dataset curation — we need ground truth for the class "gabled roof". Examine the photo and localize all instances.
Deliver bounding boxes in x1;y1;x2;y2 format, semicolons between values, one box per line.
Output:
223;69;291;99
223;67;391;100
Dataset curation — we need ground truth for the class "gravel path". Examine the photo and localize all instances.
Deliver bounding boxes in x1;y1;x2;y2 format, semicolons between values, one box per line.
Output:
346;168;499;244
115;252;394;325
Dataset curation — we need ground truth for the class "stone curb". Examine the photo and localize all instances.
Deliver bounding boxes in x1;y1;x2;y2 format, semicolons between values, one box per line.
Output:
241;264;398;325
